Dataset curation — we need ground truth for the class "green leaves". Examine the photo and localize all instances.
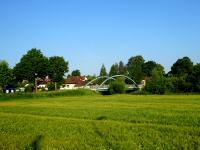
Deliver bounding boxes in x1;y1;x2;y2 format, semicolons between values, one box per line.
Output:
109;78;126;94
100;64;107;76
127;55;145;84
171;56;193;77
0;60;12;88
71;69;81;76
13;49;69;83
145;65;166;94
13;48;49;82
49;56;69;82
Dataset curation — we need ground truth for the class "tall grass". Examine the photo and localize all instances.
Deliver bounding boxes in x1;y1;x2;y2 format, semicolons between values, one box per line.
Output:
0;89;99;100
0;95;199;149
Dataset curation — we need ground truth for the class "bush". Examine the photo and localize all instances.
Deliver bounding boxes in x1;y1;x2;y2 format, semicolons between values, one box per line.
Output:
145;67;166;94
165;76;192;93
46;82;55;91
0;86;3;93
145;80;165;94
109;79;126;94
25;84;34;93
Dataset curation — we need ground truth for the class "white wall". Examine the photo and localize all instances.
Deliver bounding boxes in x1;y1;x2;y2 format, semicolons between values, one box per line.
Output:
60;84;77;90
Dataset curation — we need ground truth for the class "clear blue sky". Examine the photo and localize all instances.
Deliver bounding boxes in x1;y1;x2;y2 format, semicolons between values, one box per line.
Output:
0;0;200;75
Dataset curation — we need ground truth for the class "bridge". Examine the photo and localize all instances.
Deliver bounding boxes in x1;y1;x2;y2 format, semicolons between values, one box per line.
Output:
84;75;140;92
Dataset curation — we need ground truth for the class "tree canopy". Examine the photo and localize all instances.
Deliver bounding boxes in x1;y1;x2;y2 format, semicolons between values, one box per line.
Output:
188;63;200;92
127;55;145;83
99;64;107;76
171;57;193;77
142;61;157;77
1;48;200;94
109;63;119;76
118;61;127;75
13;48;49;82
49;56;69;82
0;60;12;87
71;69;81;76
145;64;166;94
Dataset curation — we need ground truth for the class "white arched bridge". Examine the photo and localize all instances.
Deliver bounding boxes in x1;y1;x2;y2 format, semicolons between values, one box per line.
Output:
84;75;141;92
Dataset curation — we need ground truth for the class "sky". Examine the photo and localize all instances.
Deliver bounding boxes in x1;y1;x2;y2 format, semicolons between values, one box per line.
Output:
0;0;200;75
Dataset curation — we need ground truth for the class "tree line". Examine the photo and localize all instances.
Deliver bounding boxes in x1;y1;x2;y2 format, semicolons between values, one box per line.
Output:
0;48;69;91
0;48;200;94
98;55;200;94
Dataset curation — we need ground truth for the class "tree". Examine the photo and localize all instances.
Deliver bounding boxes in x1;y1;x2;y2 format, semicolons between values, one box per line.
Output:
165;76;192;93
109;63;118;76
99;64;107;76
118;61;127;75
13;48;49;82
171;57;193;77
127;55;145;83
98;64;107;84
0;60;12;88
168;57;194;93
71;69;81;76
145;64;166;94
86;74;96;84
49;56;69;82
142;61;157;77
188;63;200;92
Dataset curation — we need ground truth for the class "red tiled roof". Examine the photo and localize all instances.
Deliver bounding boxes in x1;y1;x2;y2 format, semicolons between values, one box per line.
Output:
38;78;52;84
65;76;87;85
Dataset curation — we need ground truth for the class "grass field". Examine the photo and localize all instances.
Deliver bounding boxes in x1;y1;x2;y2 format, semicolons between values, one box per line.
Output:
0;95;200;150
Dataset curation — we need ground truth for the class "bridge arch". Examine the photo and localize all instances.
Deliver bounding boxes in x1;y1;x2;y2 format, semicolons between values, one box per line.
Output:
84;76;115;87
98;75;138;90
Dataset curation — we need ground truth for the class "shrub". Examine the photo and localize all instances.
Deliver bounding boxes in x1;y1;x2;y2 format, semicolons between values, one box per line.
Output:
109;79;126;94
25;84;34;93
46;82;55;91
165;76;192;93
145;67;166;94
0;86;3;93
145;80;165;94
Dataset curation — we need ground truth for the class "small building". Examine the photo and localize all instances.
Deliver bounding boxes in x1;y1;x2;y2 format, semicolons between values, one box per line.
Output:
37;76;51;91
61;76;87;90
3;85;15;93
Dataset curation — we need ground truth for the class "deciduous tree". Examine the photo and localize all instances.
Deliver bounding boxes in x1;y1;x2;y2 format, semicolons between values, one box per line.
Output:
71;69;81;76
49;56;69;82
188;63;200;92
13;48;49;82
0;60;12;88
127;55;145;83
171;57;193;77
145;64;166;94
142;61;157;77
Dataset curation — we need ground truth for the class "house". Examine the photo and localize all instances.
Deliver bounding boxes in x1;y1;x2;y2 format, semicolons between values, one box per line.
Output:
37;76;51;91
3;85;15;93
60;76;87;90
138;80;146;90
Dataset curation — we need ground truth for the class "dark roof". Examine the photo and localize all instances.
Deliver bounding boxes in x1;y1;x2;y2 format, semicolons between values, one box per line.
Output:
5;85;15;90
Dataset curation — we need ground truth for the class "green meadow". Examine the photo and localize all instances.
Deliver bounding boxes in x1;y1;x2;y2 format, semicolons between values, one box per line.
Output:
0;95;200;149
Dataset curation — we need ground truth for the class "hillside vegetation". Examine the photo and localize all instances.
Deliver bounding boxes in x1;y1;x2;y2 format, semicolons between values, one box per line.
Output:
0;95;199;149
